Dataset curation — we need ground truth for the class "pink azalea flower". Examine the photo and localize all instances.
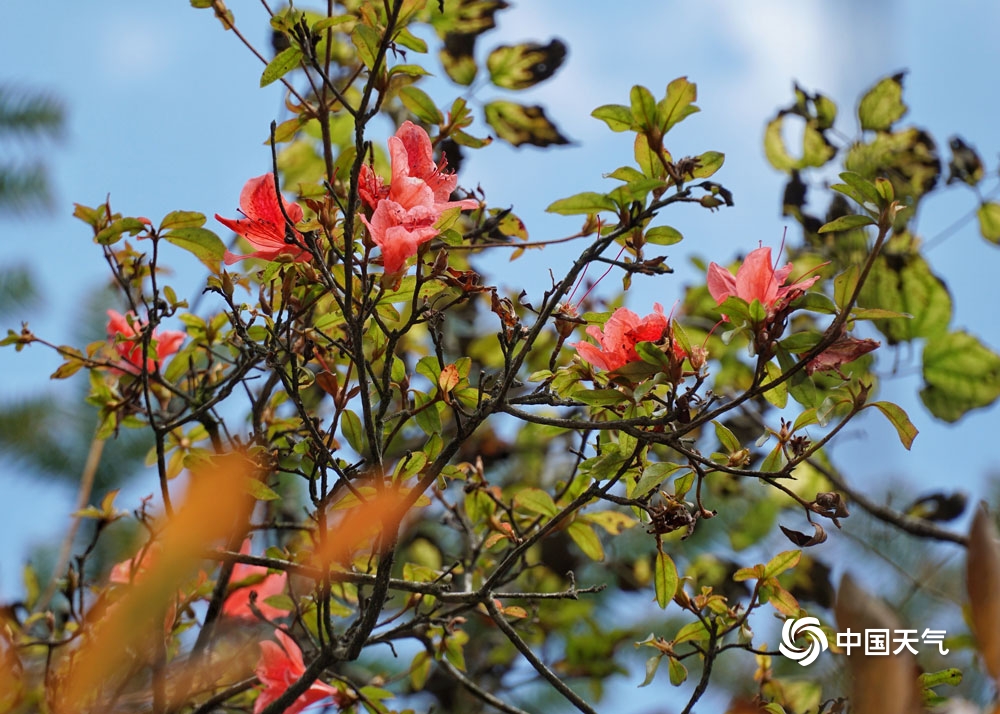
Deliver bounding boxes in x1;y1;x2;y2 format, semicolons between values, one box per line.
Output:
221;539;291;622
254;629;342;714
806;335;880;375
359;121;478;274
216;173;310;265
106;310;184;375
573;303;681;372
706;246;820;317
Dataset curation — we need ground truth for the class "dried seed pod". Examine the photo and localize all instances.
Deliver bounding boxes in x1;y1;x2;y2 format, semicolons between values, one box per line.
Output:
967;503;1000;681
834;574;923;714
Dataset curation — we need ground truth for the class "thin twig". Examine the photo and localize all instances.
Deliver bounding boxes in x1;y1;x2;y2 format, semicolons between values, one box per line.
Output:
35;425;106;612
808;458;967;546
437;657;534;714
484;597;597;714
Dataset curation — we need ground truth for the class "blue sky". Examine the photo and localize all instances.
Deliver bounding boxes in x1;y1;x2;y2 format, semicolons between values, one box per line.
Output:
2;0;1000;702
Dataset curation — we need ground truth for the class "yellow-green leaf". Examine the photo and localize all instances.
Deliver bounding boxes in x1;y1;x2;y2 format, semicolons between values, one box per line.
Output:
351;24;381;70
484;101;569;148
657;76;699;133
260;46;303;87
399;85;443;124
486;39;566;90
547;192;617;216
977;202;1000;244
763;549;801;579
591;104;633;132
921;330;1000;422
164;227;226;271
568;521;604;561
654;550;678;608
868;401;918;449
514;487;558;517
858;72;907;131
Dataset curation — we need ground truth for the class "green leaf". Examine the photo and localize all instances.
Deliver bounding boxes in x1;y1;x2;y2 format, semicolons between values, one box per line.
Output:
674;619;708;644
159;210;206;231
644;226;683;246
514;487;558;518
918;668;962;688
977;202;1000;244
634;134;660;179
779;331;823;352
260;46;303;87
351;24;381;70
591;104;633;132
567;521;604;561
50;356;84;380
851;307;910;320
874;176;895;203
164;228;226;271
413;392;441;435
673;471;695;499
858;72;907;131
713;421;741;453
547;192;617;216
388;63;431;79
777;345;822;409
763;550;801;579
313;15;354;31
484;101;570;148
667;657;688;686
631;462;685;500
657;76;699;133
818;214;876;234
839;171;882;206
760;443;785;472
629;85;657;132
868;401;918;449
764;115;834;172
654;550;678;608
572;388;630;406
486;39;566;90
399;86;443;124
341;410;366;453
394;27;428;53
244;478;281;501
585;511;638;535
409;651;431;691
921;330;1000;422
691;151;724;179
638;655;662;687
858;253;951;344
834;264;860;310
439;47;477;86
94;217;147;246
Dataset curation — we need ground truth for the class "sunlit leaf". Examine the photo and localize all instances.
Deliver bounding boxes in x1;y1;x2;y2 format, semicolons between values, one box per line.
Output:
858;72;907;131
654;549;678;608
260;45;303;87
921;330;1000;422
484;101;570;147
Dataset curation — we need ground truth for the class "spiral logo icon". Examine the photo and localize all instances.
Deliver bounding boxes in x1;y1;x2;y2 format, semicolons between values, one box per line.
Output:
778;617;828;666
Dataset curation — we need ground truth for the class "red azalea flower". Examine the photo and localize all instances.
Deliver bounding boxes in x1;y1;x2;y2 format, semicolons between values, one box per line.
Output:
359;121;478;274
216;173;310;265
109;542;161;585
254;629;342;714
106;310;184;375
707;246;820;317
221;539;291;622
806;335;880;375
573;303;680;372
